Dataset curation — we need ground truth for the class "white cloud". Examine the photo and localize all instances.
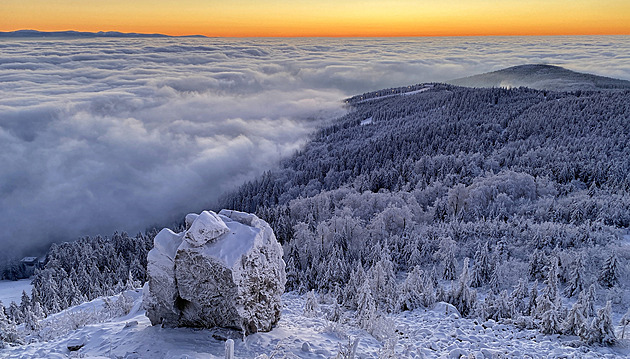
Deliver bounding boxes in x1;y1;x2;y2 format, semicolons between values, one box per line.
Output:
1;36;629;255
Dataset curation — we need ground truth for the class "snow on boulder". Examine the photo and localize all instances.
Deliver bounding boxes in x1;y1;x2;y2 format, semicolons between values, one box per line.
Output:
143;228;184;327
183;210;229;246
143;209;286;334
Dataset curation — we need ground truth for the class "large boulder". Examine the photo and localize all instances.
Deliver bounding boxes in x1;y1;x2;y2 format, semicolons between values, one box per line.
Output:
143;209;286;334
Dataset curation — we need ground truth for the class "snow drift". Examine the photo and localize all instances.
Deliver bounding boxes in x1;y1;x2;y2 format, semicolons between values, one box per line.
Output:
143;209;286;334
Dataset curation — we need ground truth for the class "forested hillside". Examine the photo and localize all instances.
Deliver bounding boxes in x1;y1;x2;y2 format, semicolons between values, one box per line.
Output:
220;84;630;343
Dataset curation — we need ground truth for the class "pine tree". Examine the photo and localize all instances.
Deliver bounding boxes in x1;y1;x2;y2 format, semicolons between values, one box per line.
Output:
562;300;588;339
23;306;40;332
510;279;529;316
356;280;377;332
542;257;559;302
527;280;538;316
327;300;343;322
439;238;457;281
367;260;397;313
32;302;45;320
588;301;616;345
448;258;476;317
598;253;620;288
7;302;23;324
399;266;426;311
539;297;562;335
343;264;366;309
303;290;320;317
0;305;21;348
19;290;31;315
564;255;585;297
528;249;547;281
471;241;491;287
583;284;596;319
488;266;500;294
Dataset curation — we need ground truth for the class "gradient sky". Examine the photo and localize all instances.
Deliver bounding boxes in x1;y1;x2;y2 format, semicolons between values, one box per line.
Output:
2;0;629;37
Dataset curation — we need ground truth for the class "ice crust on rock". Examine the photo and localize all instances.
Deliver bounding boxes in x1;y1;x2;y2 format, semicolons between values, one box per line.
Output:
143;209;286;334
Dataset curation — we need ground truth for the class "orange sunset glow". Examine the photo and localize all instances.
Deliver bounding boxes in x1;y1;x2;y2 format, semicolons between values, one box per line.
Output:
1;0;629;37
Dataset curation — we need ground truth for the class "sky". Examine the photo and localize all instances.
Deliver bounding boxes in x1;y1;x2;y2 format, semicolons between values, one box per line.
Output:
1;0;629;37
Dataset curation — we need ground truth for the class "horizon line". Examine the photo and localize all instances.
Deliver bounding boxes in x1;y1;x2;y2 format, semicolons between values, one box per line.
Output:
2;29;630;39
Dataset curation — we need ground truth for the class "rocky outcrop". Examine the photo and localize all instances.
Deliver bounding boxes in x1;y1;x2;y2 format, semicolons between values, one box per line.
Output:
143;209;286;334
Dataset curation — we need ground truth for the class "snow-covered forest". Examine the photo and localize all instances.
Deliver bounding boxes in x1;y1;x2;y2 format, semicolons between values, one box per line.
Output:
2;83;630;355
220;84;630;345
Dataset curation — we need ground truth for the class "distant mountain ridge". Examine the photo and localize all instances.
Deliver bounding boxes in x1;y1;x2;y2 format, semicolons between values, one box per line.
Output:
448;64;630;92
0;30;206;38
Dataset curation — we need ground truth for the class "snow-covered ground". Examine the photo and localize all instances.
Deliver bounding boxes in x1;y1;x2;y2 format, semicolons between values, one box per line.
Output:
0;279;32;306
355;86;432;104
3;290;629;358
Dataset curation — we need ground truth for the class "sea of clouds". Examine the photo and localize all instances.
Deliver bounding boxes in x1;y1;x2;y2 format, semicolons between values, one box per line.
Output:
1;35;629;255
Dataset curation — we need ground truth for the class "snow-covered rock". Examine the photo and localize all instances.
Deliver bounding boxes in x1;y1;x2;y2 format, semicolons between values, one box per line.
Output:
143;209;286;334
183;210;229;246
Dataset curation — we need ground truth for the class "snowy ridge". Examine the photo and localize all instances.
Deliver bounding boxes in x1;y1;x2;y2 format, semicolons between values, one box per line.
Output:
448;64;630;92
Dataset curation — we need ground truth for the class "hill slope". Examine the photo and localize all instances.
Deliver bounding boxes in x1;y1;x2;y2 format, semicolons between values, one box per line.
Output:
447;64;630;91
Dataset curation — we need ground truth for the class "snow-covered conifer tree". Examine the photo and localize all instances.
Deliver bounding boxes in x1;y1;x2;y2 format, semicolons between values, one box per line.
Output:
0;305;21;348
22;306;40;333
399;266;426;311
439;238;457;281
510;279;529;316
303;290;320;317
583;284;596;319
19;291;31;315
539;297;562;335
488;266;500;294
448;258;476;316
562;300;588;339
564;254;585;297
327;300;343;322
527;279;538;316
542;257;559;302
497;289;512;320
32;302;45;320
7;302;23;324
588;301;616;345
528;250;547;281
598;252;620;288
356;280;377;331
471;241;491;287
368;260;397;313
343;264;366;309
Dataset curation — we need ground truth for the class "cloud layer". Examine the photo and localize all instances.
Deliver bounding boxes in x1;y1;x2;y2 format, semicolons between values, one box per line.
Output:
1;36;629;255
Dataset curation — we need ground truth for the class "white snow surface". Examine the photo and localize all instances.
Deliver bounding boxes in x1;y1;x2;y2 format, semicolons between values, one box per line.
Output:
4;291;629;358
0;279;32;306
178;214;258;268
356;86;432;104
360;117;373;126
183;211;230;247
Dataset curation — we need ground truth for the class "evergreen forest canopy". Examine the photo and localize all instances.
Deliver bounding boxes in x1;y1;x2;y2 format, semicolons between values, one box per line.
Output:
4;72;630;346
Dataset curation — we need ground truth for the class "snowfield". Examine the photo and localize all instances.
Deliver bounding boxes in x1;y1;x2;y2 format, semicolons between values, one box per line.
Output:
3;289;629;358
0;280;32;307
